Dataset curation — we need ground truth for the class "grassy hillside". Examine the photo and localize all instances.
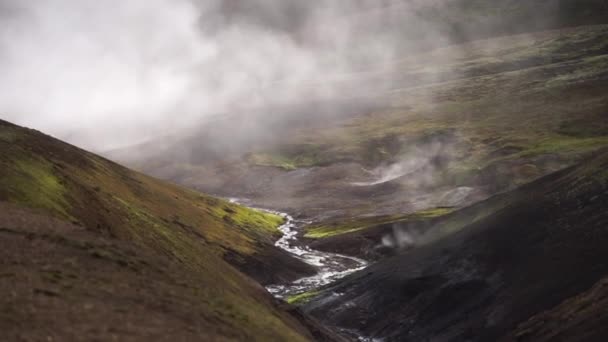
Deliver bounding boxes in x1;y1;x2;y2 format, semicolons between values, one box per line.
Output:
0;119;332;341
0;119;315;284
304;148;608;341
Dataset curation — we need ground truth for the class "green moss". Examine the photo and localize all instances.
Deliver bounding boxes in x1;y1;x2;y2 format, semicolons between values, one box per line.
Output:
0;156;72;220
247;153;298;171
286;290;320;305
415;207;455;217
246;143;329;170
520;136;608;157
113;196;221;269
305;207;454;239
226;205;284;236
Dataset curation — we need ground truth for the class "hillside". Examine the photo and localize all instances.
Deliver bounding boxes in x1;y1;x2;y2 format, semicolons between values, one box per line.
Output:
113;23;608;221
303;149;608;341
3;2;607;341
0;119;338;341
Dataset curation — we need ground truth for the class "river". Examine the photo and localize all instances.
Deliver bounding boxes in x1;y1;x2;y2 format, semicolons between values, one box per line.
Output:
228;198;368;299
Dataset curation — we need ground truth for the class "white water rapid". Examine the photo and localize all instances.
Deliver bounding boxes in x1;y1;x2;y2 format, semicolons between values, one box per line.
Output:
228;198;368;299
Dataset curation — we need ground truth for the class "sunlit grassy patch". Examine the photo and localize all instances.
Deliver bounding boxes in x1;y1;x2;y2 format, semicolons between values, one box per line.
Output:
248;153;297;170
519;136;608;157
286;290;320;305
225;205;285;236
0;156;72;220
305;207;455;239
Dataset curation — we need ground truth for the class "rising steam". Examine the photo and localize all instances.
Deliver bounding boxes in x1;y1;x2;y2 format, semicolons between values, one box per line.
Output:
0;0;456;150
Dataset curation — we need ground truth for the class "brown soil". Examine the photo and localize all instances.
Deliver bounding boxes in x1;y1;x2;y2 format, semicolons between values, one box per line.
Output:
0;202;343;341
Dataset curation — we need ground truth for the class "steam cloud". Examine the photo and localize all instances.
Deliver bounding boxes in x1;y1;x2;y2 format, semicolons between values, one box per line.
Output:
0;0;454;150
353;137;455;187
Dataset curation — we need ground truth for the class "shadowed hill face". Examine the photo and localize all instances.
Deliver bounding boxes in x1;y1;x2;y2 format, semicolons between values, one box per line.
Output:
504;276;608;341
303;149;608;341
0;119;336;341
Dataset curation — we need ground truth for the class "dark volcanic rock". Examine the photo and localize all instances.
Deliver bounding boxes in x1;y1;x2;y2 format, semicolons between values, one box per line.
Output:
305;149;608;341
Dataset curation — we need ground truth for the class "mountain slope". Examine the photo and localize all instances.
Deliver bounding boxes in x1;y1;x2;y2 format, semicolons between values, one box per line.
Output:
505;275;608;341
0;119;314;285
0;202;313;341
304;149;608;341
114;23;608;221
0;119;334;341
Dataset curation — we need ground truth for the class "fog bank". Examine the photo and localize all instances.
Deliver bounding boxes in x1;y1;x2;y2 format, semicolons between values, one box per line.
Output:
0;0;579;150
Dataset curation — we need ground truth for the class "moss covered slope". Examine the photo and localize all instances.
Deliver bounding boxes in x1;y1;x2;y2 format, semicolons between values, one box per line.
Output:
0;119;326;341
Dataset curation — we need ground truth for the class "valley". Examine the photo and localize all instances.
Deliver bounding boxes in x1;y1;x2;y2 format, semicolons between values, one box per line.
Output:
118;24;608;224
2;1;608;341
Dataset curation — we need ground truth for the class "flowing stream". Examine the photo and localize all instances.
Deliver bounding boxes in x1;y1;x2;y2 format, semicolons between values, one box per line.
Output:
265;212;368;298
229;198;368;299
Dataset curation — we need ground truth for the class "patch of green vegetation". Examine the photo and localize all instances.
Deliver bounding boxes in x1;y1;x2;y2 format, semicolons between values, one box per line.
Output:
286;290;320;305
112;195;238;269
0;121;315;341
519;136;608;157
305;207;454;239
0;156;72;220
247;153;298;171
416;207;455;218
224;205;284;236
247;145;328;170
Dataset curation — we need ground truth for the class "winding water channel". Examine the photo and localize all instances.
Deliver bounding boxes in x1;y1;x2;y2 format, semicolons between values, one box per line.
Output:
229;198;368;299
265;211;368;298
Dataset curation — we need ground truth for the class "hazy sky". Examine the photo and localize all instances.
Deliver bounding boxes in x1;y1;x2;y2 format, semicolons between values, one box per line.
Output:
0;0;453;150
